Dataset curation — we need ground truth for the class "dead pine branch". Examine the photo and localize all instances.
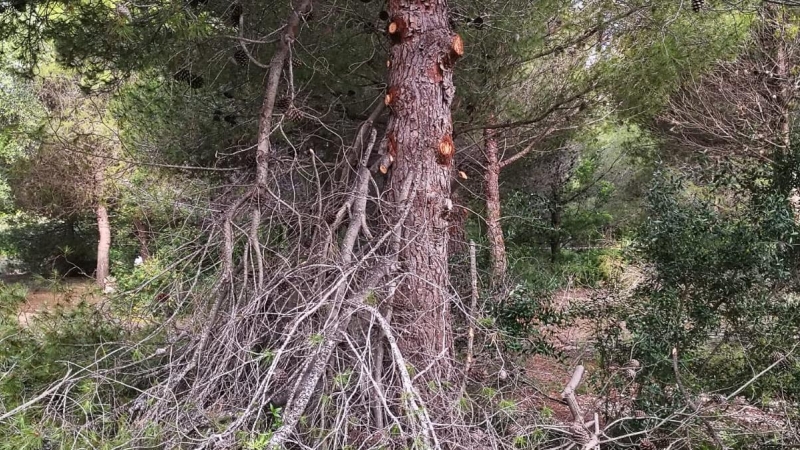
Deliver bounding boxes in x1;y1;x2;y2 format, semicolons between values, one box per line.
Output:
263;176;418;450
462;240;479;393
561;365;600;450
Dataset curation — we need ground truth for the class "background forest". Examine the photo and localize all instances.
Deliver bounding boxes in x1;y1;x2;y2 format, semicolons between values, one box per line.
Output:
0;0;799;449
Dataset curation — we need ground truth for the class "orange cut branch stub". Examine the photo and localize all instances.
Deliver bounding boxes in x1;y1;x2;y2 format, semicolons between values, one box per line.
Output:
439;136;454;157
387;17;406;43
442;34;464;68
452;34;464;57
385;87;399;106
437;135;455;166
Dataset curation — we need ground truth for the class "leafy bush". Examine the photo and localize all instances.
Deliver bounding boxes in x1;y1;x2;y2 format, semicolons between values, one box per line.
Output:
598;161;800;405
491;283;565;355
0;213;97;275
554;248;625;287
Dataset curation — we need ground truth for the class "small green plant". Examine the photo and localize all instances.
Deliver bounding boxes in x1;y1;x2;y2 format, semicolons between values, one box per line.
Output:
268;404;283;428
243;432;272;450
478;316;495;327
309;333;324;345
426;379;445;393
479;386;497;399
364;290;377;305
334;370;352;389
497;399;517;414
320;394;331;407
457;395;471;411
491;283;564;355
259;349;275;365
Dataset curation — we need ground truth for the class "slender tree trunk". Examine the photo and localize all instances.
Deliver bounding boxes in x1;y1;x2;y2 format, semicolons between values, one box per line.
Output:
778;45;791;150
385;0;462;384
92;162;111;287
484;124;507;283
549;205;562;263
765;4;792;151
95;203;111;287
132;217;150;261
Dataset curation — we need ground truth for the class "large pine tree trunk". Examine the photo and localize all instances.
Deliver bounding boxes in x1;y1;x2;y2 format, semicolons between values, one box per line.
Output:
95;203;111;287
385;0;462;383
484;125;508;283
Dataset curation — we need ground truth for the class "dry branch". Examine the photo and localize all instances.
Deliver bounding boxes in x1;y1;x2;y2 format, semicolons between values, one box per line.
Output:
672;347;723;449
560;365;601;449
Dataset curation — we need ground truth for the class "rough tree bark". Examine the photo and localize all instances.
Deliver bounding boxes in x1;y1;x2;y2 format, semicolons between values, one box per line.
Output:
385;0;462;384
548;157;566;264
484;122;508;283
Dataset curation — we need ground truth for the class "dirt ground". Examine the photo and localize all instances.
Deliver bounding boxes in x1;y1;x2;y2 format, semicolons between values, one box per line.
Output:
1;274;101;326
518;287;602;423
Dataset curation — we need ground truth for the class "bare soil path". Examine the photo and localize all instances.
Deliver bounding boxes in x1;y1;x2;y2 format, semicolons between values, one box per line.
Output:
1;274;101;326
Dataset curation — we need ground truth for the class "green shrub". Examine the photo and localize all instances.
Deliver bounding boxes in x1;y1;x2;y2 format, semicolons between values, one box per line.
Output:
0;302;125;408
0;281;27;312
491;283;565;355
0;214;97;275
598;161;800;407
554;248;624;287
